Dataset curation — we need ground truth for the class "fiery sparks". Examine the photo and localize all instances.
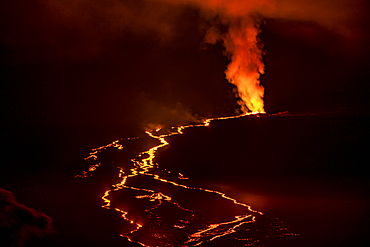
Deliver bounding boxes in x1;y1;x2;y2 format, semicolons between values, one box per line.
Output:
77;112;297;246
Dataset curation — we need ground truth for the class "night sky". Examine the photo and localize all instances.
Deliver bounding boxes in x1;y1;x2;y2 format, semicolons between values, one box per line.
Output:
1;0;370;246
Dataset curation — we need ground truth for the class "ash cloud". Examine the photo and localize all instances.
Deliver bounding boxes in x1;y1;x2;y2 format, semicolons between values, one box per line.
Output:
158;0;366;30
155;0;369;56
0;188;53;247
3;0;365;60
2;0;366;62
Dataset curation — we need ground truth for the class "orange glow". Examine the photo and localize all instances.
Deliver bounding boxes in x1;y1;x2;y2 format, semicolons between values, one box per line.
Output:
186;215;256;244
77;112;298;246
224;18;265;113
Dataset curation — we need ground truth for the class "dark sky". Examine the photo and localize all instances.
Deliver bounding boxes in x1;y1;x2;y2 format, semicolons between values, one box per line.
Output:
2;0;369;131
1;0;370;246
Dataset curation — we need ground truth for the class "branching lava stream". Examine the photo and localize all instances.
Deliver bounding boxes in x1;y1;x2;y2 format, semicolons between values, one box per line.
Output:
76;112;297;246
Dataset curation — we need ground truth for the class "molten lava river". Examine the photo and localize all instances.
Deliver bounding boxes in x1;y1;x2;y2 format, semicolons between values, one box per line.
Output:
76;113;297;246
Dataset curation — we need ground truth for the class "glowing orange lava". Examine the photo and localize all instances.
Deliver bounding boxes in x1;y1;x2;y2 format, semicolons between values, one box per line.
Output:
77;112;297;246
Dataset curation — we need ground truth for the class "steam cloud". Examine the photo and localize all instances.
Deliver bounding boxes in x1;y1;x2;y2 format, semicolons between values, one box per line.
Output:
0;188;53;247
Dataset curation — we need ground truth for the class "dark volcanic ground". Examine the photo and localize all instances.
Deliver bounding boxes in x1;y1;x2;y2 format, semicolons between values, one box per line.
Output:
1;111;369;247
156;112;370;247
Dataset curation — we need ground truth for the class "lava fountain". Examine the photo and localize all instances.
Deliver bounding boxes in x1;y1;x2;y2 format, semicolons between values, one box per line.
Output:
224;18;265;113
204;14;266;114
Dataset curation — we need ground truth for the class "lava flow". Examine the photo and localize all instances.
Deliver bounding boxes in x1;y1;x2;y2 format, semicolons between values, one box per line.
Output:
76;112;296;246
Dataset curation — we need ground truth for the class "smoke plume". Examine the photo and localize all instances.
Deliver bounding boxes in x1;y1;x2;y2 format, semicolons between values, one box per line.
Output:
0;188;53;247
